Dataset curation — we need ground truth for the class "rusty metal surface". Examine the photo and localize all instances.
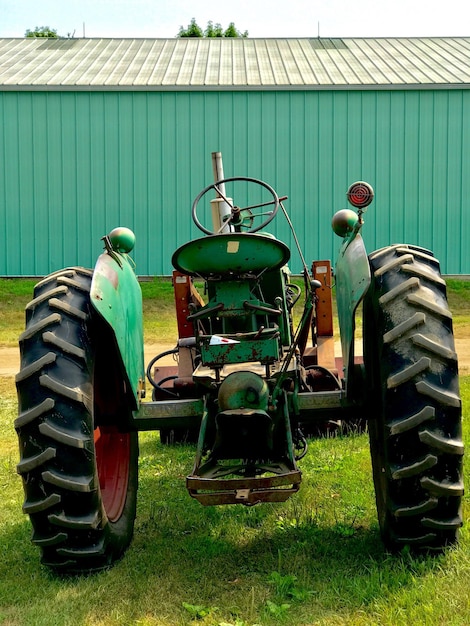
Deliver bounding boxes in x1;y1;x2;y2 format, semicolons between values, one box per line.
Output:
187;469;302;506
200;336;280;367
172;271;202;339
188;486;300;506
313;260;334;336
133;398;204;431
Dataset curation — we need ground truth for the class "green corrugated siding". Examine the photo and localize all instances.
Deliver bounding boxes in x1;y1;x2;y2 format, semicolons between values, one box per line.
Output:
0;89;468;275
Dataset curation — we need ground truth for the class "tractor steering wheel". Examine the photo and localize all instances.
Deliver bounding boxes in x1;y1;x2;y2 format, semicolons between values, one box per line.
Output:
192;176;280;235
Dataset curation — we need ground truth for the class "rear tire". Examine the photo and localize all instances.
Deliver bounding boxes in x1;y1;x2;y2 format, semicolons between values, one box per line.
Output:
363;245;463;550
15;268;138;573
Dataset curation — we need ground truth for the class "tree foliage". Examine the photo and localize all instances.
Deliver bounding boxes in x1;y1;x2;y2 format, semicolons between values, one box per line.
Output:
177;18;204;38
178;18;248;38
25;26;59;38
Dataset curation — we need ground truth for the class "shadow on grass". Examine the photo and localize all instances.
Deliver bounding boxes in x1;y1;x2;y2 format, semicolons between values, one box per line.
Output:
0;435;457;626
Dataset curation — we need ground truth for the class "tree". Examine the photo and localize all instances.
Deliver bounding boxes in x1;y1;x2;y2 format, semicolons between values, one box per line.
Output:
177;18;248;38
25;26;59;38
177;18;204;38
223;22;248;38
205;21;224;38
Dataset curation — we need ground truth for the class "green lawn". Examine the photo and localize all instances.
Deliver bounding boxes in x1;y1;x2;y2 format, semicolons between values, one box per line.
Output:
1;276;468;347
1;376;469;626
0;277;469;625
0;277;182;347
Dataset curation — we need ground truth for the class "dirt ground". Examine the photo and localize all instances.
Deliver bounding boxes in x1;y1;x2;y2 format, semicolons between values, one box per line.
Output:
2;338;469;377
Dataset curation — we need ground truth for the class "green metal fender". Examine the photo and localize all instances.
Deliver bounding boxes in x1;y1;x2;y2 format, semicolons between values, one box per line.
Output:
335;230;371;397
90;246;144;407
332;183;376;398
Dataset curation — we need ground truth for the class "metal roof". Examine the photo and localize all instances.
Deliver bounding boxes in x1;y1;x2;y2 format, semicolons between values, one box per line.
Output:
0;36;469;90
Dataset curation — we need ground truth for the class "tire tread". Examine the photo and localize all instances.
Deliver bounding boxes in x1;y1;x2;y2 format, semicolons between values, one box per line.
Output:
365;245;463;550
16;267;138;573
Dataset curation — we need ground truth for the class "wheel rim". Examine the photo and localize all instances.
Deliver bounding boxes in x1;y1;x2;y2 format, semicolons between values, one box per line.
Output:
94;426;130;522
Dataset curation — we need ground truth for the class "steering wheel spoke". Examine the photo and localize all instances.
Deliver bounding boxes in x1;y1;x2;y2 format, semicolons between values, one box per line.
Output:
192;176;280;235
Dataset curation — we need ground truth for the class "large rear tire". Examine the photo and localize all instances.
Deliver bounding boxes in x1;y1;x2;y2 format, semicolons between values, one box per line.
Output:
363;245;463;550
15;268;138;573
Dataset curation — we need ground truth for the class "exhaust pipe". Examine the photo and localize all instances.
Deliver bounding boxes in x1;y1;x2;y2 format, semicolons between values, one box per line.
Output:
210;151;232;233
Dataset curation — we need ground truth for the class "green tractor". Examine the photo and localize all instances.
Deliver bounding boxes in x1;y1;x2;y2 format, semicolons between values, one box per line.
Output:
16;158;463;573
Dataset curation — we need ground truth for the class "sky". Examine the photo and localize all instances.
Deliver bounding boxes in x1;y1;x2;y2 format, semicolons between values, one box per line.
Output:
0;0;468;39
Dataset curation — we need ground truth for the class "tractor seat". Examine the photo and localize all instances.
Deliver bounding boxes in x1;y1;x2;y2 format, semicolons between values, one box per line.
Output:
172;233;290;278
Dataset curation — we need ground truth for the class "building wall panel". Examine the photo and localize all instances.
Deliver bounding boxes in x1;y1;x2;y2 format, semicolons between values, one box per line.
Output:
0;89;468;276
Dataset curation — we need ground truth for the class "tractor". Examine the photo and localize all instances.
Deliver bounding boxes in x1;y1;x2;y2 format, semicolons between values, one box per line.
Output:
16;154;463;573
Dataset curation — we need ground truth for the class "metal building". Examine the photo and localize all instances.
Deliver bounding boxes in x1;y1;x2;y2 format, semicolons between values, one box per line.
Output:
0;37;469;275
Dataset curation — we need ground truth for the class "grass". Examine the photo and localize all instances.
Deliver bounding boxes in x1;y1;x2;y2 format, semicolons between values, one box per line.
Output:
1;276;468;347
0;278;37;346
142;277;470;346
1;376;469;625
0;277;186;348
0;276;469;625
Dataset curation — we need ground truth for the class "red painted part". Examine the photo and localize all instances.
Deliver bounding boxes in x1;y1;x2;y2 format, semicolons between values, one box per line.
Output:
153;365;179;381
172;270;206;339
347;182;374;208
173;271;194;339
94;426;130;522
313;260;334;336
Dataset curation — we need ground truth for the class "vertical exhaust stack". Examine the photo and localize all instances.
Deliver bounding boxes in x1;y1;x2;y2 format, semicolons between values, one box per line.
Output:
210;151;232;233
